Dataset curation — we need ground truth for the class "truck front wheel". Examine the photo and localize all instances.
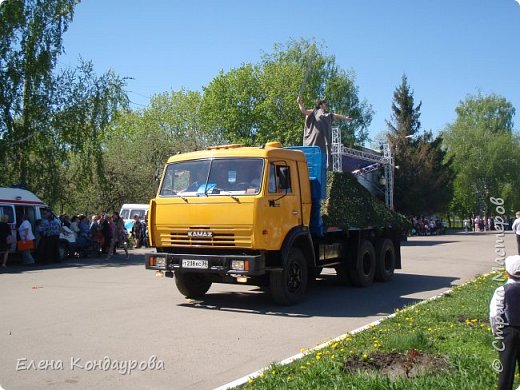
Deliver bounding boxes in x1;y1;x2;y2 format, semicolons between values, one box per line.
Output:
270;248;308;305
174;272;212;298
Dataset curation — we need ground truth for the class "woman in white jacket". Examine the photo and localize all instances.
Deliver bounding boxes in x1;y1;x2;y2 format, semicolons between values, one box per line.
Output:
18;215;35;265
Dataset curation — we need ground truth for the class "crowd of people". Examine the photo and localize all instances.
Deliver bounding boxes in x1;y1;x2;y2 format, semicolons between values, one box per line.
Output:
409;216;445;236
0;210;148;267
408;215;516;237
462;215;504;232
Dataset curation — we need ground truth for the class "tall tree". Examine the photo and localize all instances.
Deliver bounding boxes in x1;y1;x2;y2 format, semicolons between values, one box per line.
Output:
443;93;519;216
386;74;422;150
0;0;79;182
200;64;261;145
200;38;373;147
67;90;222;215
386;75;453;215
0;1;128;209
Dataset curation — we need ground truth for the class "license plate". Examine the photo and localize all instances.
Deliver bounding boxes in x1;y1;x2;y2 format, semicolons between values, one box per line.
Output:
182;259;208;269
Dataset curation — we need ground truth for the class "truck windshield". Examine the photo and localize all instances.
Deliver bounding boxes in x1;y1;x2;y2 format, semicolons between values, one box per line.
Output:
159;158;264;197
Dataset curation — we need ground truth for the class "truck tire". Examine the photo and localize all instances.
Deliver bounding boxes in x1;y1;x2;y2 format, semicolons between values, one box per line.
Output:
348;240;376;287
174;272;212;298
270;247;308;305
374;239;395;282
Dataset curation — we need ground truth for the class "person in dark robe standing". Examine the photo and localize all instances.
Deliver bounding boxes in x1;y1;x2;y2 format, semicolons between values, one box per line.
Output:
297;96;352;169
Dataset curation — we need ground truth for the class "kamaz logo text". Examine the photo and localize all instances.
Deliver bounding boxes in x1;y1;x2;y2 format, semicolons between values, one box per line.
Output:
188;231;213;238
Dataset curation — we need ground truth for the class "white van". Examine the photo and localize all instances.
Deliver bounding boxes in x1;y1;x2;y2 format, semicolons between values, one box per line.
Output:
0;187;48;252
119;203;149;231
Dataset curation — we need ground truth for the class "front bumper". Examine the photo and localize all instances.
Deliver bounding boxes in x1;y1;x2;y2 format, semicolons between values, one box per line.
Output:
145;252;266;276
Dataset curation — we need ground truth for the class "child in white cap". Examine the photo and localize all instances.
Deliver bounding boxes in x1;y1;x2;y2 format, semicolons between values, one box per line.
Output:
490;255;520;390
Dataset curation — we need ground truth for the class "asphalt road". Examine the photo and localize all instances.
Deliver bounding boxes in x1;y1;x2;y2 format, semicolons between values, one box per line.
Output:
0;231;514;390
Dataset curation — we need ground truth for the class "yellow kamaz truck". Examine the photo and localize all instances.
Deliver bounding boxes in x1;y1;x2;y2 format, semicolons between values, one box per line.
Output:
145;142;403;305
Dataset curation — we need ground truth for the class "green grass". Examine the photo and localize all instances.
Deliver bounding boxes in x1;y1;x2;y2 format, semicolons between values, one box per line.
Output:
241;273;519;389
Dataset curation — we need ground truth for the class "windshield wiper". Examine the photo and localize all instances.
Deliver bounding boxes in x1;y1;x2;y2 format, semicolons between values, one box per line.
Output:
209;187;240;203
169;190;188;202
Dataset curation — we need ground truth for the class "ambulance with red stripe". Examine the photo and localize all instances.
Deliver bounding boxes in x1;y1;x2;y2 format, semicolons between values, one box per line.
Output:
0;187;48;252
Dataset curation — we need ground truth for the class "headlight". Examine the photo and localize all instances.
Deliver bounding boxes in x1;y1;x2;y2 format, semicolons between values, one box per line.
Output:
155;257;167;267
150;256;166;267
231;260;245;271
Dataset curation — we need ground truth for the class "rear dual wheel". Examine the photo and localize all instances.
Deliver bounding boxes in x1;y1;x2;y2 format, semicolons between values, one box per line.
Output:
374;239;395;282
348;240;376;287
336;238;395;286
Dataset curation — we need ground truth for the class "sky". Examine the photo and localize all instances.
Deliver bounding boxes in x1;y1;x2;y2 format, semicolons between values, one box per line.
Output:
59;0;520;144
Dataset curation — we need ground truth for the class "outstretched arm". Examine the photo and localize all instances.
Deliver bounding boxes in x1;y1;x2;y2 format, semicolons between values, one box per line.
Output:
297;96;313;116
332;113;353;122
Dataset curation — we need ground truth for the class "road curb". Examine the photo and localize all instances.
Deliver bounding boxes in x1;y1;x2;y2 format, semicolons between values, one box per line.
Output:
213;274;492;390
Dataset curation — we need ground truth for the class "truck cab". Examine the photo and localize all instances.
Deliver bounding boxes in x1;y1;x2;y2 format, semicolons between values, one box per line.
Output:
146;142;401;305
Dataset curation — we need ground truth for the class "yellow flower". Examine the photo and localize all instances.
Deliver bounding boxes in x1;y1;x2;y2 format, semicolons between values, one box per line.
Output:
248;378;253;384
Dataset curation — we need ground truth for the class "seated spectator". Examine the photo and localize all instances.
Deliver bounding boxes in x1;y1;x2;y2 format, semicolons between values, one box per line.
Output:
90;214;104;246
77;215;90;247
70;216;80;240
